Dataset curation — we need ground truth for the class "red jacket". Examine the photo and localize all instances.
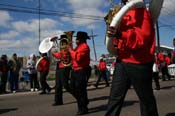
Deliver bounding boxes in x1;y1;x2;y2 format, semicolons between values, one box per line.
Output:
0;60;9;72
53;50;71;68
114;8;155;64
99;61;106;71
165;56;171;66
157;52;164;63
37;57;50;72
69;43;90;70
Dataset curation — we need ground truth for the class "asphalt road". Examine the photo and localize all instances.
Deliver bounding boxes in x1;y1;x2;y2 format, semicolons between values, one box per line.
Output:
0;79;175;116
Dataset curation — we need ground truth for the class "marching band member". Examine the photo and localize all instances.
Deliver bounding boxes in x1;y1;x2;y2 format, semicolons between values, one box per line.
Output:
105;0;159;115
68;31;90;115
37;53;52;94
51;34;72;106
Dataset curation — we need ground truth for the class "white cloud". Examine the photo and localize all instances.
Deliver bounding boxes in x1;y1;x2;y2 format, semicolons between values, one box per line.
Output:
0;36;39;56
62;0;108;28
0;29;64;56
0;39;21;48
161;0;175;16
12;18;60;33
72;8;104;26
0;31;19;39
86;24;98;30
40;29;64;40
0;11;11;27
67;0;105;10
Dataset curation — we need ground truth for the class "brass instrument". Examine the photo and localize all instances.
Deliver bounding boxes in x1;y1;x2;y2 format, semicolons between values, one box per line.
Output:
59;31;74;67
104;0;145;55
104;5;121;26
104;0;164;55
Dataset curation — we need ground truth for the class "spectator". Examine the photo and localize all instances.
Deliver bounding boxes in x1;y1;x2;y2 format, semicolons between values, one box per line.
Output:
26;54;39;92
0;54;9;94
8;53;21;93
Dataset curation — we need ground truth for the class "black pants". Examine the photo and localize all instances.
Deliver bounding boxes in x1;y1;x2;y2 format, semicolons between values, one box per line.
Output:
29;73;39;89
70;69;88;112
54;67;71;104
96;70;109;87
40;71;51;92
152;72;160;90
85;66;92;82
161;66;171;81
9;71;19;91
105;62;159;116
0;72;8;93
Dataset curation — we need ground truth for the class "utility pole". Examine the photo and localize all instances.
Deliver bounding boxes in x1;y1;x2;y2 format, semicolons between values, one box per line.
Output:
156;21;160;52
89;30;98;61
38;0;41;45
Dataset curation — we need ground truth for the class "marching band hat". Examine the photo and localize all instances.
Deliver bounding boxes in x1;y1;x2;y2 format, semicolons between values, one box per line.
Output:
75;31;90;40
60;34;67;39
58;34;68;40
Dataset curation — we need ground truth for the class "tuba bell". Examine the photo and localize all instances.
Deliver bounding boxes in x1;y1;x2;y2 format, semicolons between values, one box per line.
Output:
39;36;58;54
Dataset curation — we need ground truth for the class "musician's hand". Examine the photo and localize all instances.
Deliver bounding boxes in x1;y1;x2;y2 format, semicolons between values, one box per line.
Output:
50;47;57;54
50;36;58;41
107;26;122;39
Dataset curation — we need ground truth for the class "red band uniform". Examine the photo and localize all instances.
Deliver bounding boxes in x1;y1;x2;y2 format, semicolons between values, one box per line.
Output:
105;3;159;116
37;53;51;94
69;31;90;115
52;35;72;105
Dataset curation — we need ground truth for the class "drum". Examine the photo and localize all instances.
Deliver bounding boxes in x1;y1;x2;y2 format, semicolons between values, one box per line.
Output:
35;57;43;71
168;64;175;76
152;63;159;72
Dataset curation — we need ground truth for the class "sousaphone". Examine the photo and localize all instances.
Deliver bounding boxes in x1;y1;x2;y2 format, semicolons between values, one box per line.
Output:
37;36;58;70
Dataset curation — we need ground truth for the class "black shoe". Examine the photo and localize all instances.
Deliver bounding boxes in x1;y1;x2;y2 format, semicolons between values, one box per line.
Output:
77;107;88;115
39;91;46;95
155;87;160;90
52;102;63;106
77;110;88;115
47;88;52;93
94;84;98;88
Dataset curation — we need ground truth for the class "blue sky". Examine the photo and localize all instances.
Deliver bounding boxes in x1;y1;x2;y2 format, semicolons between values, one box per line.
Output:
0;0;175;60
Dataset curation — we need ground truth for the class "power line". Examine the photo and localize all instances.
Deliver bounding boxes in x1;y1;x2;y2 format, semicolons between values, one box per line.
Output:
0;3;104;20
0;3;103;18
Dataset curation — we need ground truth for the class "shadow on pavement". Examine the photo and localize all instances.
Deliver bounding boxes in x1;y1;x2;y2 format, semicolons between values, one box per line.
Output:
123;100;139;107
89;96;109;102
0;108;18;114
88;95;138;114
88;104;107;114
160;86;175;90
166;113;175;116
